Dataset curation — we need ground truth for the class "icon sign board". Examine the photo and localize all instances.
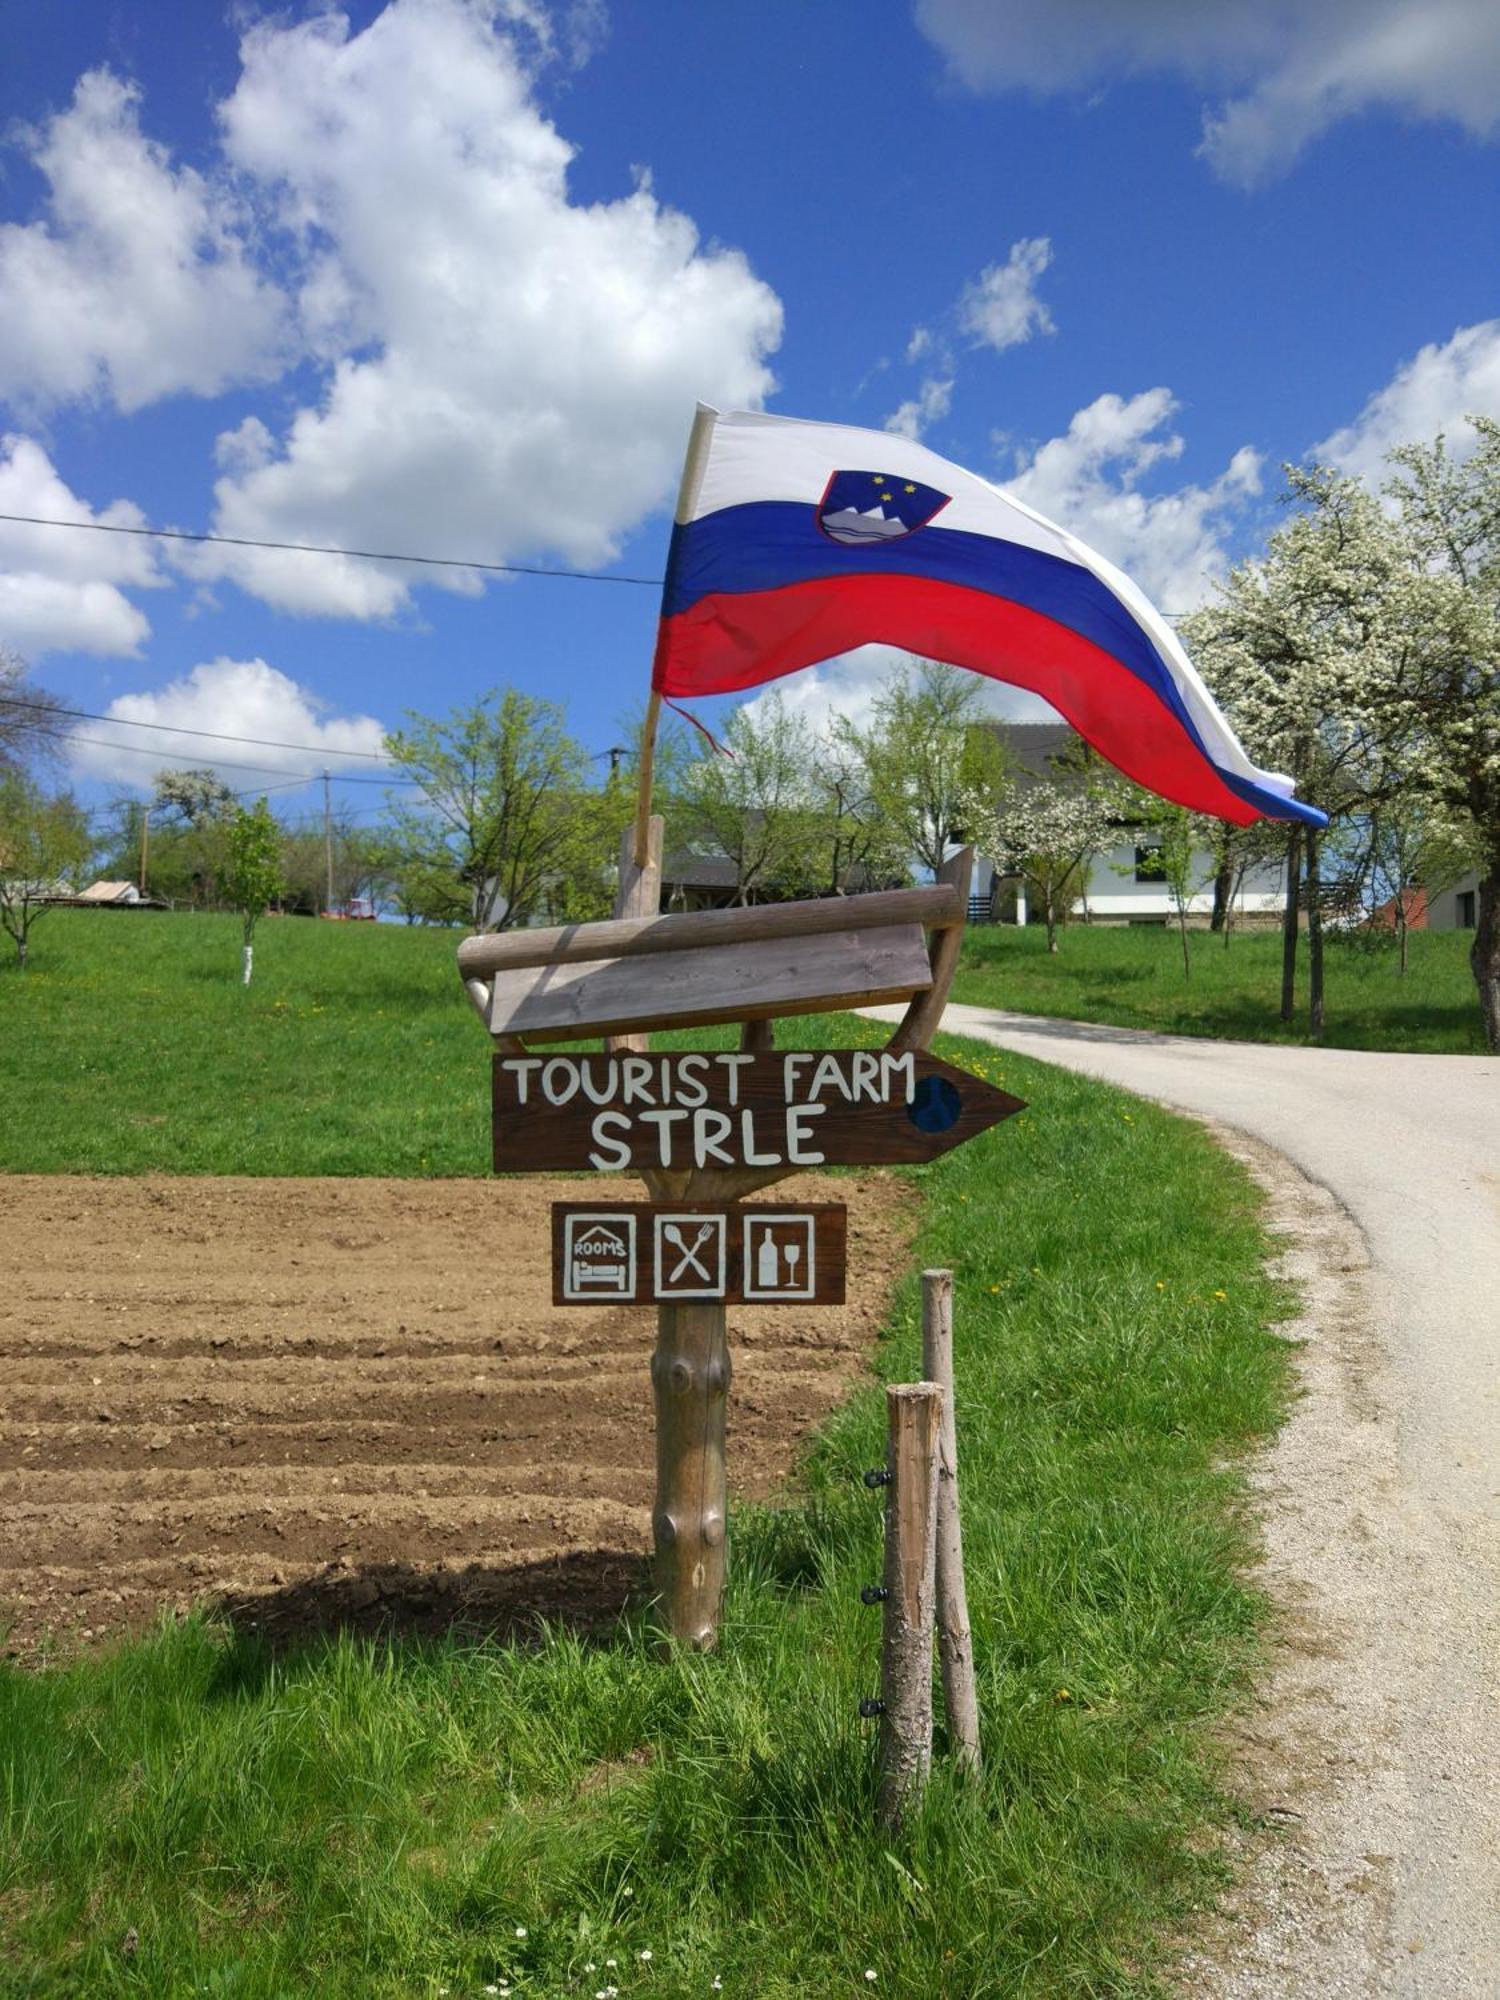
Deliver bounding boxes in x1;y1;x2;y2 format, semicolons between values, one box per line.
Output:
497;1049;1024;1176
551;1204;846;1306
558;1212;637;1301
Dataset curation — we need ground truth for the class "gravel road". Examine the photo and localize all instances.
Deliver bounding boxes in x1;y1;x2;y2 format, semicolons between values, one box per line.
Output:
869;1003;1500;1997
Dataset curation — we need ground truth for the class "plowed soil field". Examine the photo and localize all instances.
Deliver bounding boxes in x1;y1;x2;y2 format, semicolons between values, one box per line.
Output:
2;1173;914;1658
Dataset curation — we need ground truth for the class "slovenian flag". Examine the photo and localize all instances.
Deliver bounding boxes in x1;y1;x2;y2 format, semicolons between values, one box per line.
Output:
652;406;1325;828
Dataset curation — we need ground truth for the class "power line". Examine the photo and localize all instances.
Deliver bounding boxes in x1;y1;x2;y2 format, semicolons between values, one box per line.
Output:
5;691;628;787
0;511;665;587
0;690;398;761
35;721;421;785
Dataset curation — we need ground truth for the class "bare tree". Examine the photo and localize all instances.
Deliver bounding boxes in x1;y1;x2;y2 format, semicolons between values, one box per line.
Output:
0;647;68;777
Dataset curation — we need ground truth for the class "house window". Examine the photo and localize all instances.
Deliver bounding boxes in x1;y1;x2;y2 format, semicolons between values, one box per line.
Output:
1458;890;1477;929
1134;843;1165;883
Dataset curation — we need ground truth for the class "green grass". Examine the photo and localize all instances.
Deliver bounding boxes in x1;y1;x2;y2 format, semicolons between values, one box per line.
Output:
0;910;490;1175
952;919;1484;1053
0;908;1295;1996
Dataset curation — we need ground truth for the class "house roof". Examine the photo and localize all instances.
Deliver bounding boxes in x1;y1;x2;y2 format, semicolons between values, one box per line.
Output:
76;880;139;903
662;852;740;890
980;720;1081;779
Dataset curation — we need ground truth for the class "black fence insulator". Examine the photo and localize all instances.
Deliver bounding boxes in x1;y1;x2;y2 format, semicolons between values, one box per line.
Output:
860;1584;889;1606
858;1697;887;1719
863;1467;892;1489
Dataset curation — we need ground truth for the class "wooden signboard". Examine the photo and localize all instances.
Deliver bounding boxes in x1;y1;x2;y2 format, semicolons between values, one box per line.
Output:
456;884;962;1047
496;1049;1024;1175
551;1202;846;1306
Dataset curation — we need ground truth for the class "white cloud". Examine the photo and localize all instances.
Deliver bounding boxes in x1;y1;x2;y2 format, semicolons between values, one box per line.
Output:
741;644;1059;741
959;237;1054;352
1315;320;1500;484
885;376;954;442
185;0;782;617
914;0;1500;185
67;657;389;789
0;70;287;413
1005;389;1262;610
0;436;164;657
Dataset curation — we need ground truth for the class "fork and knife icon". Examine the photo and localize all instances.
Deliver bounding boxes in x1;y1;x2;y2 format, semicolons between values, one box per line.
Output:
662;1219;719;1285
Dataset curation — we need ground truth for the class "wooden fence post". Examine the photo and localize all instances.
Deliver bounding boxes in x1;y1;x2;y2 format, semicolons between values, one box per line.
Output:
651;1302;731;1650
877;1381;942;1828
922;1269;982;1776
607;813;722;1649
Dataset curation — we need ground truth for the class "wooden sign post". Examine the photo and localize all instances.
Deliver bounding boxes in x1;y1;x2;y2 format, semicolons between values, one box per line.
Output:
459;821;1015;1652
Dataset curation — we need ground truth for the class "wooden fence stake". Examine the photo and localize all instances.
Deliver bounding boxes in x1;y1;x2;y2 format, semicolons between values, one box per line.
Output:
877;1381;942;1829
651;1302;730;1650
922;1269;982;1777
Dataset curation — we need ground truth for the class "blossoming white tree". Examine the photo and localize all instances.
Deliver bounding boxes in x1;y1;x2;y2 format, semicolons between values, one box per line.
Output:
1382;420;1500;1050
961;776;1121;953
1182;469;1432;1036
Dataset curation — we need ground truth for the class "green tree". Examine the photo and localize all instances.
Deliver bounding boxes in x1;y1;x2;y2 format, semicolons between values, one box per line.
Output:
383;691;590;930
678;693;824;904
222;798;284;985
142;767;238;908
1127;801;1206;980
838;659;1009;878
0;773;91;970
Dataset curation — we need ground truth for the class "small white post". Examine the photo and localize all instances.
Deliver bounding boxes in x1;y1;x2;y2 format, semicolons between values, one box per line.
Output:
922;1269;982;1776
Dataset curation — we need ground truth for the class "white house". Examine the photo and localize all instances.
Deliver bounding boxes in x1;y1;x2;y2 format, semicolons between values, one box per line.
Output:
972;723;1287;928
1424;870;1481;933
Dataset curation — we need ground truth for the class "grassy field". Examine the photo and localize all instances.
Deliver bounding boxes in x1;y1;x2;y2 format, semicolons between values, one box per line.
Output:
1;909;1295;1995
952;919;1484;1053
0;909;491;1175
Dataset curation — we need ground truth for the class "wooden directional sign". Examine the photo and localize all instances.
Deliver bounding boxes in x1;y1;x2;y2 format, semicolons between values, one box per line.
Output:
552;1202;846;1306
495;1049;1024;1176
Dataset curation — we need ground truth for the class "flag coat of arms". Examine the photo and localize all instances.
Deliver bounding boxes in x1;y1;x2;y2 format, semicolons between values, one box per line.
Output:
651;406;1325;828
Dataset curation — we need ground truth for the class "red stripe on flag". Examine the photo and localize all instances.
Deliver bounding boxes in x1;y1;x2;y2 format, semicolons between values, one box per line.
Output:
653;572;1262;825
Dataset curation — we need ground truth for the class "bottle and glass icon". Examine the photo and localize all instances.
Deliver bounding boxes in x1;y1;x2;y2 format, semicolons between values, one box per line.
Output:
744;1215;814;1299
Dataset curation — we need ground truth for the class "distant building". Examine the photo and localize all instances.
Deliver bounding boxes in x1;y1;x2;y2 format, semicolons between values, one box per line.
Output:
1425;870;1481;933
972;722;1287;928
73;880;142;905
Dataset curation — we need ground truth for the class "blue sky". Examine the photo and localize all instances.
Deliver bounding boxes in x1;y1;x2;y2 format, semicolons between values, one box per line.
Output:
3;0;1498;819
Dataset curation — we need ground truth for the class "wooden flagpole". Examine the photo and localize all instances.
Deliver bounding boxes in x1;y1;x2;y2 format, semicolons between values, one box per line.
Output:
633;404;718;865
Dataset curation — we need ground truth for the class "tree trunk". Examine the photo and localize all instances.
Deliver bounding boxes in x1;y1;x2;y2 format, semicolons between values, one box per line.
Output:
1305;827;1325;1039
1398;900;1409;975
17;933;28;972
651;1303;730;1650
1210;857;1232;932
1176;897;1191;981
1044;884;1058;953
242;944;254;986
1280;830;1302;1023
1473;863;1500;1054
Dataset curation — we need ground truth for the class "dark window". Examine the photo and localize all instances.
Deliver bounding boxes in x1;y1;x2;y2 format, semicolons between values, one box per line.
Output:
1134;843;1165;883
1458;889;1477;929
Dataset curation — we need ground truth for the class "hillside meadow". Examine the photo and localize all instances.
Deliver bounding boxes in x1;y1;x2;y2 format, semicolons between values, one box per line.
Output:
953;918;1483;1053
1;906;1299;1995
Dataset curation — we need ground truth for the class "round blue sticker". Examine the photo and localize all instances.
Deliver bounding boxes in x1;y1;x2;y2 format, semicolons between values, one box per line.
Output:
907;1075;962;1134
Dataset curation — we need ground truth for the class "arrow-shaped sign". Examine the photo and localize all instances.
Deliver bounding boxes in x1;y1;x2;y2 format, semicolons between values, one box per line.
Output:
493;1047;1025;1175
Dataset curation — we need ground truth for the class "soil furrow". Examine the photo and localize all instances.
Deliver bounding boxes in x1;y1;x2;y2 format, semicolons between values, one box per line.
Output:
3;1170;912;1654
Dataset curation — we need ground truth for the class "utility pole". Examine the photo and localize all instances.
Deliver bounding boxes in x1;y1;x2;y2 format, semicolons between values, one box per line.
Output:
138;802;150;897
322;769;334;915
